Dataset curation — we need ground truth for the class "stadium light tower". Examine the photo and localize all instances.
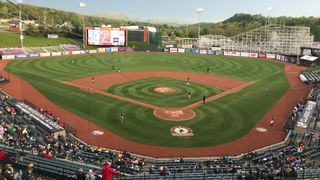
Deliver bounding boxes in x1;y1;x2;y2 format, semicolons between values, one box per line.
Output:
17;0;24;48
196;8;204;48
267;7;273;25
79;2;87;49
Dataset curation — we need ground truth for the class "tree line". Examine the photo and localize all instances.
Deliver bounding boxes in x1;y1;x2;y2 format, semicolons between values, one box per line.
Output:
1;1;320;41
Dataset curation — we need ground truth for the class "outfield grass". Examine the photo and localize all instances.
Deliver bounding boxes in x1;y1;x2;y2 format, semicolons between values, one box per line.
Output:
0;31;80;48
5;52;290;147
106;77;223;107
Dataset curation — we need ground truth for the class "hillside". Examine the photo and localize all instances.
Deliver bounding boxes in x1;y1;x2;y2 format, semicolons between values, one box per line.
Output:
1;1;320;42
175;13;320;41
0;31;79;48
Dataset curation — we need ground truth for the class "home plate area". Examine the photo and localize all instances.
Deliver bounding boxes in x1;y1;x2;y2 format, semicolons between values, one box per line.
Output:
153;108;195;121
170;126;194;138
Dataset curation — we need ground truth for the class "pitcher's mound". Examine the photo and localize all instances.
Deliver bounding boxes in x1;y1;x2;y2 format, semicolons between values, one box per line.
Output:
154;108;195;121
154;87;176;94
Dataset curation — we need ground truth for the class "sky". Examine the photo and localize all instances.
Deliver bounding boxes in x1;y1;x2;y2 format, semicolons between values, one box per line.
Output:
15;0;320;23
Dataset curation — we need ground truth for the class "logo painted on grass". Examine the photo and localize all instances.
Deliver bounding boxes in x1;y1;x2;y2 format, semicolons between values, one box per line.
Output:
170;126;194;138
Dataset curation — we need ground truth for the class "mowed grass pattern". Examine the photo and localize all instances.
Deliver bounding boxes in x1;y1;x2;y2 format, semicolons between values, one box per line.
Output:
106;77;223;107
6;52;289;147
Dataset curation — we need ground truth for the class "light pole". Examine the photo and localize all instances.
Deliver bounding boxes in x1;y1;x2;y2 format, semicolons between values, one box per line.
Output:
17;0;24;48
267;7;273;25
79;2;87;49
196;8;204;49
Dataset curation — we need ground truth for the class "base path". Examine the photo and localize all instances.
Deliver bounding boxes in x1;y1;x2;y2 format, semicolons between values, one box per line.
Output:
67;71;251;121
0;60;310;158
69;71;247;91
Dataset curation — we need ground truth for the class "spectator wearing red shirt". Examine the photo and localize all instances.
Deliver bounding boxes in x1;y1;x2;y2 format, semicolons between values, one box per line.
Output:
101;162;119;180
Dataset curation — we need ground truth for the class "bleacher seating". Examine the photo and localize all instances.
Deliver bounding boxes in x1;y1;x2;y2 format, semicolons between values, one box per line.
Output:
301;70;320;84
62;45;82;51
42;46;65;53
0;48;25;55
23;47;47;54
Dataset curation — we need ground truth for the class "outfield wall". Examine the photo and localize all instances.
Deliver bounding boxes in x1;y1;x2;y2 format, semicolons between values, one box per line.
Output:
0;45;294;63
164;47;292;62
0;47;131;60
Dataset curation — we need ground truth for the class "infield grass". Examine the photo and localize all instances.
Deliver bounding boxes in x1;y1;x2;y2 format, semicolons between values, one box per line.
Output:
106;77;223;107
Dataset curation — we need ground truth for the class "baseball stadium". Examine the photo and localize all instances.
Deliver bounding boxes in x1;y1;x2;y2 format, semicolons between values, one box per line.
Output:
0;0;320;179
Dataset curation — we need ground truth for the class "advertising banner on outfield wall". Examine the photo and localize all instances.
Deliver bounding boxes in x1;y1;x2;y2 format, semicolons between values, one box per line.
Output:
192;49;200;54
111;47;118;52
241;52;249;57
29;54;40;58
266;54;276;59
164;48;169;52
224;51;232;56
64;51;71;55
15;54;28;58
178;48;185;53
1;55;15;59
207;50;216;55
276;55;281;60
231;52;241;56
80;50;86;54
258;53;267;58
200;50;207;54
105;47;112;52
40;53;51;57
170;48;178;53
280;55;288;62
88;50;98;54
216;50;224;55
249;53;258;58
98;48;105;53
51;52;62;56
71;51;81;55
118;47;126;51
185;49;193;53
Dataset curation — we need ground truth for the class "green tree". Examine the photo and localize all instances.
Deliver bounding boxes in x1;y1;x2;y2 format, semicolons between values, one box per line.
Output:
25;23;38;36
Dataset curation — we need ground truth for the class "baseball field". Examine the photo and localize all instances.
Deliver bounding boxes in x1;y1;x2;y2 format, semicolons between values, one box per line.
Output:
3;52;294;150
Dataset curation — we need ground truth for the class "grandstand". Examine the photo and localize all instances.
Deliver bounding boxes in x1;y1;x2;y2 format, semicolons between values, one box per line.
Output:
1;79;320;179
42;46;66;53
178;24;314;56
22;47;47;54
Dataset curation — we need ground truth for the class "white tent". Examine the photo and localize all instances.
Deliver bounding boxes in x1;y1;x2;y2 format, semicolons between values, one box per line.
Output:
300;55;318;61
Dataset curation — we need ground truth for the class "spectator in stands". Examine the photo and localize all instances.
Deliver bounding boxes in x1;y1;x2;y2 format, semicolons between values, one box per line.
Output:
149;165;155;174
75;168;86;180
101;162;119;180
0;168;5;180
23;163;35;180
13;170;22;180
85;169;96;180
2;163;13;180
